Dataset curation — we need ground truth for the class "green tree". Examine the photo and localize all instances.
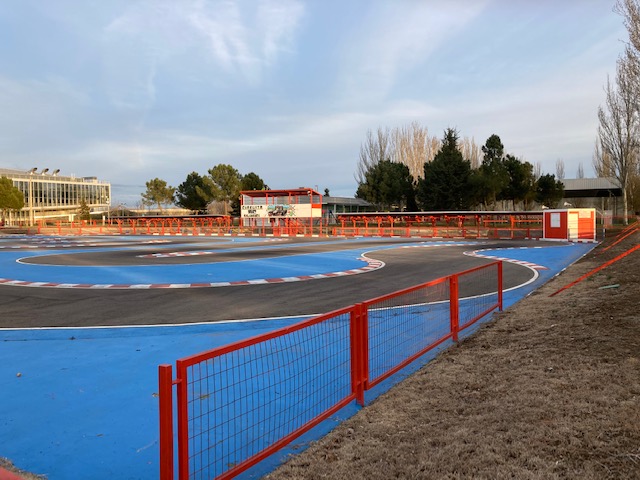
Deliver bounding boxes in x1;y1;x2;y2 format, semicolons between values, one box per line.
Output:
356;159;416;210
78;198;91;221
474;134;509;209
141;178;175;212
240;172;268;191
0;176;25;224
231;172;269;215
417;128;472;210
175;172;213;213
536;174;564;208
204;164;242;215
501;155;537;210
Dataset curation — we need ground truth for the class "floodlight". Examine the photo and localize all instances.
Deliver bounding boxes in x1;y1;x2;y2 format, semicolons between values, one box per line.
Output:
28;167;37;174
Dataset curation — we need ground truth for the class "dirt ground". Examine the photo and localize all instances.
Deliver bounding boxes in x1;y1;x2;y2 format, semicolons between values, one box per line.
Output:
267;228;640;480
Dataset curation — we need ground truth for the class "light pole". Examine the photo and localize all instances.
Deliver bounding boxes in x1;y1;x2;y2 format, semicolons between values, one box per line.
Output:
28;168;37;226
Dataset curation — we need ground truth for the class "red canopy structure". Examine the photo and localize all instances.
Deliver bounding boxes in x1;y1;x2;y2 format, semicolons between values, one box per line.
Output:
240;188;322;227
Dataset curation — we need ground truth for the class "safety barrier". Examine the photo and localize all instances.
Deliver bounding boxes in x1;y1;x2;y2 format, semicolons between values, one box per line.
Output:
158;261;502;480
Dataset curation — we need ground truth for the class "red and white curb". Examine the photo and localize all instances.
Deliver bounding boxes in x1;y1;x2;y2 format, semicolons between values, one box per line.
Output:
0;257;385;289
464;247;548;270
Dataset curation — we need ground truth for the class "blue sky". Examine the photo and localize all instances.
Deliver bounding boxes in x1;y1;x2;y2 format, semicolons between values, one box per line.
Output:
0;0;627;205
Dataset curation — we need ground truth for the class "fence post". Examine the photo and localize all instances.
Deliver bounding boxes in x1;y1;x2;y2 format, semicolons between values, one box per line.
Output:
449;275;460;342
497;261;503;311
350;304;368;406
175;361;190;480
159;364;174;480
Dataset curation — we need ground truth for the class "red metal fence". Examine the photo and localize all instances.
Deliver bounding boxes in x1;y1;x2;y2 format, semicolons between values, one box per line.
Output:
32;213;543;239
158;261;502;480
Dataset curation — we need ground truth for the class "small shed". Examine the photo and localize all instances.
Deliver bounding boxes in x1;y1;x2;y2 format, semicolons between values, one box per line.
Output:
542;208;596;242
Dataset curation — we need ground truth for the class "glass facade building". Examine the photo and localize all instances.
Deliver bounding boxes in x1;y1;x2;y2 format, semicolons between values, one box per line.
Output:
0;168;111;225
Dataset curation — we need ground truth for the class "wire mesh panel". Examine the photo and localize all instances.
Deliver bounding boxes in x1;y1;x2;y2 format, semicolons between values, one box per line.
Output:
177;309;354;480
364;279;451;388
160;262;504;479
457;262;500;330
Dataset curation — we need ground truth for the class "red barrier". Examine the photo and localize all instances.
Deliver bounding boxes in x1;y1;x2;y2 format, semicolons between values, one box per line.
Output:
550;243;640;297
159;262;502;479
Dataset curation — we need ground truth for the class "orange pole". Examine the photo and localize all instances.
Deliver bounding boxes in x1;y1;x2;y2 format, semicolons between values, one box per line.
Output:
449;275;460;342
550;243;640;297
158;365;174;480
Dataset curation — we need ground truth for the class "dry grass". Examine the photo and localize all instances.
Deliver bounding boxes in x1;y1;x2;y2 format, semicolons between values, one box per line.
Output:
267;230;640;480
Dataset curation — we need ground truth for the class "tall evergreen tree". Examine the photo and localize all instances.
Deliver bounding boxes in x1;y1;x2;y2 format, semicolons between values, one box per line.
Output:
536;174;564;208
417;129;472;210
240;172;268;191
501;155;536;210
356;159;416;210
476;134;509;209
175;172;213;213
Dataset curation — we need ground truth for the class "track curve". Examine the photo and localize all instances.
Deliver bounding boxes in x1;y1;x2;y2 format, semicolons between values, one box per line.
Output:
0;236;541;328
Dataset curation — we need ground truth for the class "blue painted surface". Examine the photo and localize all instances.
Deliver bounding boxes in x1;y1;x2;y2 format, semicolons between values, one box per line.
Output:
0;239;595;479
0;238;478;285
1;319;304;479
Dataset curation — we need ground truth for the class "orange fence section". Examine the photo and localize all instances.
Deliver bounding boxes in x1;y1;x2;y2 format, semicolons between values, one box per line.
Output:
32;216;543;240
158;261;503;480
14;212;637;238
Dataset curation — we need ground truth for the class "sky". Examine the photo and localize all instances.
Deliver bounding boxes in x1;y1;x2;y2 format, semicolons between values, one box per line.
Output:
0;0;629;206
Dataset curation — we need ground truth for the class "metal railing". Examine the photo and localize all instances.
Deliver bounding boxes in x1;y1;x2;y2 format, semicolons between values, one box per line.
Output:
159;261;503;480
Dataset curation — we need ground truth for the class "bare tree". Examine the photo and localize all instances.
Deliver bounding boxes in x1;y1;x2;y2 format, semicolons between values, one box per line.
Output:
358;124;487;187
356;127;392;184
533;162;542;180
596;60;639;222
391;122;434;181
604;0;640;220
459;136;481;169
593;140;615;177
555;159;565;180
576;162;585;179
616;0;640;62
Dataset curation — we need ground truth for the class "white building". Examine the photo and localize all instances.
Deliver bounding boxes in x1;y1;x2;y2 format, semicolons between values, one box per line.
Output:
0;167;111;226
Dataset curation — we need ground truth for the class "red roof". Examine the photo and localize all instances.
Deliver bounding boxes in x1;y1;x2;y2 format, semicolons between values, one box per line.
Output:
240;188;321;197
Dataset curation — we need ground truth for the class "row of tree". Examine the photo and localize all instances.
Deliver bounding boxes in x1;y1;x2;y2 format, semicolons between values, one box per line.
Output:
355;129;564;211
141;165;268;215
141;128;563;215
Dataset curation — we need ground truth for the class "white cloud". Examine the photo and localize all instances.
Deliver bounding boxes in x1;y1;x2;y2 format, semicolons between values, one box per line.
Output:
339;0;490;101
102;0;304;102
0;0;625;202
258;0;304;64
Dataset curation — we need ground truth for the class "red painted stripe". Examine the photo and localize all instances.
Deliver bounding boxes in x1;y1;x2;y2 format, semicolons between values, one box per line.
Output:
0;466;28;480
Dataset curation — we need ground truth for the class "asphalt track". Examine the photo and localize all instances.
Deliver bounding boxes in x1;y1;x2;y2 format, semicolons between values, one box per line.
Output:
0;234;596;480
0;236;540;328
